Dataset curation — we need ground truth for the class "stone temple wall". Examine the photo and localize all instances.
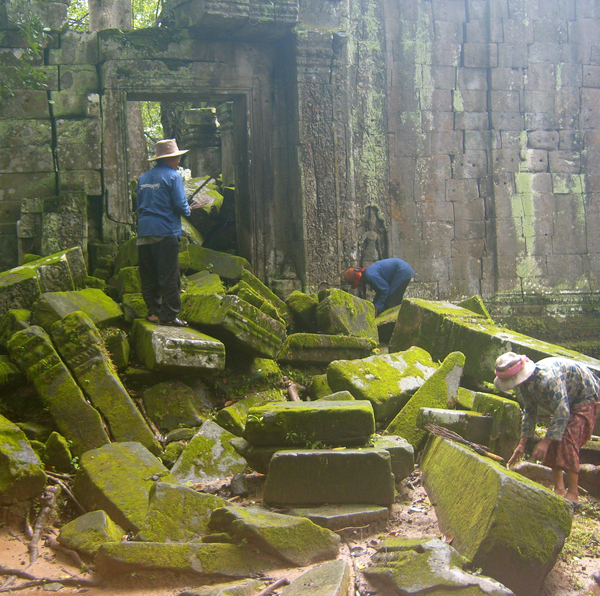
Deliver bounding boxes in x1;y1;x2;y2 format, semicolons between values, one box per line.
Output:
1;0;600;320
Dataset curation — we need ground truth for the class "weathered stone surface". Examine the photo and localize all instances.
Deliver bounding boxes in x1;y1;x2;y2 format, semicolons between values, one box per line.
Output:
7;326;110;456
0;309;31;349
95;541;279;577
171;420;247;484
142;381;210;432
185;272;226;297
317;390;354;401
316;289;378;341
229;281;286;325
178;579;263;596
286;290;318;332
50;311;161;454
187;245;251;280
416;408;493;448
472;392;522;461
307;374;332;399
101;327;130;371
238;269;292;326
215;390;285;436
73;442;177;533
57;510;124;557
110;266;141;298
374;304;402;344
136;482;227;543
0;354;24;388
32;288;123;331
181;294;286;359
0;414;47;505
43;431;73;473
365;537;514;596
281;560;350;596
230;438;278;474
286;505;389;533
421;436;572;596
243;400;375;447
277;333;377;364
208;506;340;567
264;449;395;507
389;298;600;382
372;435;414;483
326;346;438;425
131;318;226;371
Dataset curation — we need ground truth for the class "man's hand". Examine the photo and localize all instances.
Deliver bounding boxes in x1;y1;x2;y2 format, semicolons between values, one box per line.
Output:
507;438;528;468
531;437;552;463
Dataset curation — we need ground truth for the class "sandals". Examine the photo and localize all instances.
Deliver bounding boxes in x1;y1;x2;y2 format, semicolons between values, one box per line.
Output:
146;314;159;323
160;317;189;328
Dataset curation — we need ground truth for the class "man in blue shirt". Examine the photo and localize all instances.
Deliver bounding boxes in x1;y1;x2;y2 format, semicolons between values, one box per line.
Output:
344;258;415;316
136;139;200;327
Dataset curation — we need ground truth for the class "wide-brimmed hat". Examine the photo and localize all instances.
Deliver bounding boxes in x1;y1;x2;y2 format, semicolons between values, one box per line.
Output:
148;139;189;161
344;267;364;289
494;352;536;391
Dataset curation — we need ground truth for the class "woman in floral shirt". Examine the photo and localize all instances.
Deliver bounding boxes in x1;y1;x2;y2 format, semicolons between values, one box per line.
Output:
494;352;600;506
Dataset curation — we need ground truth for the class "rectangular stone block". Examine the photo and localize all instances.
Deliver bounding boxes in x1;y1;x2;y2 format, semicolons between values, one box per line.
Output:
528;131;559;151
428;131;463;154
59;65;99;93
465;130;499;151
0;120;52;148
433;20;463;43
458;90;487;111
58;170;102;194
490;90;520;112
528;42;560;64
50;92;101;118
463;43;498;68
490;111;524;130
458;67;488;90
525;112;559;130
489;0;509;18
0;91;49;119
464;20;488;43
48;31;98;65
502;18;534;43
454;111;490;130
451;151;488;179
446;179;479;202
548;151;580;174
533;19;568;43
491;67;524;90
568;18;600;46
522;149;548;172
0;172;55;201
277;333;376;364
492;149;520;173
0;201;22;224
497;43;528;67
453;220;485;241
421;110;453;132
584;65;600;88
419;88;451;110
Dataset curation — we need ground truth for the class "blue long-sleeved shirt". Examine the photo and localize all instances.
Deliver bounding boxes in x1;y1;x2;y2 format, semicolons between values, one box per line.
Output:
136;163;190;238
517;357;600;441
363;258;415;312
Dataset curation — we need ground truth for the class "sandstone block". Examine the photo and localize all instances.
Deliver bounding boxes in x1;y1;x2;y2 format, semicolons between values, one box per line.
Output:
372;435;414;482
280;560;350;596
187;245;251;280
277;333;376;364
57;510;123;557
315;289;378;341
215;390;285;436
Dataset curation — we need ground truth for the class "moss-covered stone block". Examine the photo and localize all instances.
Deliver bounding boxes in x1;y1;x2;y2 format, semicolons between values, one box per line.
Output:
208;505;340;567
239;269;292;326
184;273;226;297
142;380;210;432
0;354;25;389
122;292;147;322
229;282;286;326
473;392;522;462
285;290;318;332
110;266;141;298
326;346;438;425
113;237;138;273
171;420;247;484
180;294;286;359
243;400;375;447
0;267;40;319
263;449;395;507
43;431;74;474
132;318;226;371
7;326;110;456
277;333;377;364
457;295;494;322
317;390;354;401
73;442;178;533
372;435;414;483
374;304;402;344
0;309;31;349
286;505;389;534
316;289;378;341
389;298;600;384
225;357;283;400
416;408;493;449
307;374;332;400
136;482;227;543
15;421;52;442
230;437;278;474
32;288;123;331
421;436;573;596
365;537;513;596
101;327;130;371
95;540;279;577
50;311;161;455
0;414;47;505
386;352;465;450
215;390;286;436
58;510;124;557
187;245;251;281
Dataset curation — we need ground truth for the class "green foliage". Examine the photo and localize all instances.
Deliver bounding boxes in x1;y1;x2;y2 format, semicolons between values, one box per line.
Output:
68;0;89;31
67;0;162;30
140;101;164;152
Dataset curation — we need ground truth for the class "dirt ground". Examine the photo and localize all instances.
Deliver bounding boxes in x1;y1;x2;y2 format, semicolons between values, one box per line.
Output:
0;473;599;596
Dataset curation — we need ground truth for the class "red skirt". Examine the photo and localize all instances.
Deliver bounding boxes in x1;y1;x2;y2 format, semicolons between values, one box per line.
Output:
543;401;600;473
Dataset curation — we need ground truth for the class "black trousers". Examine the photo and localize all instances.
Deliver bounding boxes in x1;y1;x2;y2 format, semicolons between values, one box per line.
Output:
384;278;411;311
138;236;181;322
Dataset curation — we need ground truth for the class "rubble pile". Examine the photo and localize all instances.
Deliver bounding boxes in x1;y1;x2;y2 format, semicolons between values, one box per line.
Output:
0;242;598;595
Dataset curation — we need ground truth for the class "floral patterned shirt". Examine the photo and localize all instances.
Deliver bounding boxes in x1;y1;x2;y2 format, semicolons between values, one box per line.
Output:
516;358;600;441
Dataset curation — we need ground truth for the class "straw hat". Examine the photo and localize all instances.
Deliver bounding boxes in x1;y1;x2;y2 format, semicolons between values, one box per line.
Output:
494;352;536;391
148;139;189;161
344;267;364;289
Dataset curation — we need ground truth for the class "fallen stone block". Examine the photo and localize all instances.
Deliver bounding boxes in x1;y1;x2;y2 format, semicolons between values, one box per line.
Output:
57;510;124;556
286;504;389;534
230;438;278;474
181;294;286;359
421;436;572;596
416;407;493;449
7;326;110;456
581;439;600;466
73;442;178;533
178;578;263;596
389;297;600;383
316;289;378;341
281;560;350;596
307;373;332;399
101;327;130;371
365;537;514;596
240;269;292;324
32;288;123;330
243;400;375;447
215;390;286;436
0;247;86;318
458;294;494;321
229;281;286;326
188;245;251;281
171;420;247;485
0;309;31;350
136;482;227;543
317;390;355;401
132;318;226;371
511;462;554;488
263;449;395;507
277;333;377;364
285;290;318;332
326;346;438;425
0;414;47;505
50;311;161;455
142;381;210;432
372;435;414;483
0;354;25;389
208;505;340;567
185;272;226;297
121;292;147;322
95;541;279;577
109;266;141;298
472;392;522;462
386;351;465;450
43;431;74;474
579;464;600;499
